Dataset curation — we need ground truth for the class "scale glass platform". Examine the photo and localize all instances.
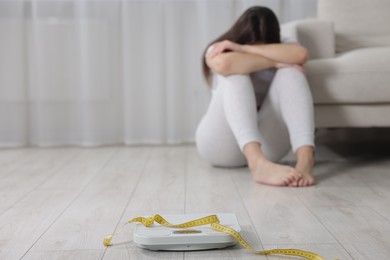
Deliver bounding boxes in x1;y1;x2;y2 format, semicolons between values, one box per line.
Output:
133;213;240;251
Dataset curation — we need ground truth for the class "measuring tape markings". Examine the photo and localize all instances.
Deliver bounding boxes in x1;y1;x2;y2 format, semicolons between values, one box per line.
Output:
103;214;326;260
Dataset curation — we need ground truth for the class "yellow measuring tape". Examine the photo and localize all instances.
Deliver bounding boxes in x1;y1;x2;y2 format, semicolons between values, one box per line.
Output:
103;214;325;260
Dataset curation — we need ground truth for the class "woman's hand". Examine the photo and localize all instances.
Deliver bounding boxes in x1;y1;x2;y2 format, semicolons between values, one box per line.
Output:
276;62;306;74
207;40;243;58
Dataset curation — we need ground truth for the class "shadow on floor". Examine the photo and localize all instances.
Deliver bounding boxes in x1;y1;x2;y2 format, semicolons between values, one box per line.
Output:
313;128;390;183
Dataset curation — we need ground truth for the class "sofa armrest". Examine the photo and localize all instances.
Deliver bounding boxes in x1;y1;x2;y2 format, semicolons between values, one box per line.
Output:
281;19;335;59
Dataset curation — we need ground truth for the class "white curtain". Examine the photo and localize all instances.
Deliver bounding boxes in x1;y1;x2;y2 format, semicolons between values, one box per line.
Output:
0;0;317;147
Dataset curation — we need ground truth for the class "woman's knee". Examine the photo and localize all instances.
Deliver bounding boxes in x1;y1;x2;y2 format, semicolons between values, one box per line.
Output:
218;73;252;87
196;127;247;168
274;67;307;84
276;66;305;75
271;67;310;94
196;142;247;168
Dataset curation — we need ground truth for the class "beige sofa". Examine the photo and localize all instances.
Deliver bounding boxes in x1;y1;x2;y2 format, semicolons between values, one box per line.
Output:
282;0;390;128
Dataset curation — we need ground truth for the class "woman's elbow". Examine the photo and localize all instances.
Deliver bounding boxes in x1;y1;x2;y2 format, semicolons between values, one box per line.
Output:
207;55;232;76
299;47;309;64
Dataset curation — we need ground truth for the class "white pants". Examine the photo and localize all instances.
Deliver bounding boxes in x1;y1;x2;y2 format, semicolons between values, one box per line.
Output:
195;67;315;167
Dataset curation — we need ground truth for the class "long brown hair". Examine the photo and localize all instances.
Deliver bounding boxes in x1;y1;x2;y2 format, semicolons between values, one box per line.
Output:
202;6;281;84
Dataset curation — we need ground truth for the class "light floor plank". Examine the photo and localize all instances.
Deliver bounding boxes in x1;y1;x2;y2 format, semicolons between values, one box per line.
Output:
0;190;80;260
27;147;150;252
309;206;390;259
22;250;104;260
0;148;67;179
0;148;27;162
124;146;188;212
0;148;116;260
359;186;390;220
0;148;80;214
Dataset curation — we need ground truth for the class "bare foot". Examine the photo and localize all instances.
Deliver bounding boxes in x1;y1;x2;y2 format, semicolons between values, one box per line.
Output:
290;155;315;187
250;158;302;186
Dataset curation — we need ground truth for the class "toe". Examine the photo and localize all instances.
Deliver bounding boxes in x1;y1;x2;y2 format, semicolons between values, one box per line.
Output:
299;179;305;186
288;182;296;187
290;179;299;187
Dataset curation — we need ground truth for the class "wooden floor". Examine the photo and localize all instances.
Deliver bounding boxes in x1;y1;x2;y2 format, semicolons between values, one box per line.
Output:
1;129;390;260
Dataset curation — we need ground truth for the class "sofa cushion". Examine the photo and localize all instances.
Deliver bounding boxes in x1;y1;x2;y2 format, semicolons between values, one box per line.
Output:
306;47;390;104
318;0;390;53
281;19;335;60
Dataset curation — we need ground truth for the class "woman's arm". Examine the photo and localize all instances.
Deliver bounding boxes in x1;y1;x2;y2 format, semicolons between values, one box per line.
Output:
206;40;308;75
241;43;308;65
206;51;276;76
207;40;308;66
206;40;308;76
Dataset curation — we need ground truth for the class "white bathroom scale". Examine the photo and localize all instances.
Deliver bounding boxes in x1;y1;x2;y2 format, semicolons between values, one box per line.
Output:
133;213;240;251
